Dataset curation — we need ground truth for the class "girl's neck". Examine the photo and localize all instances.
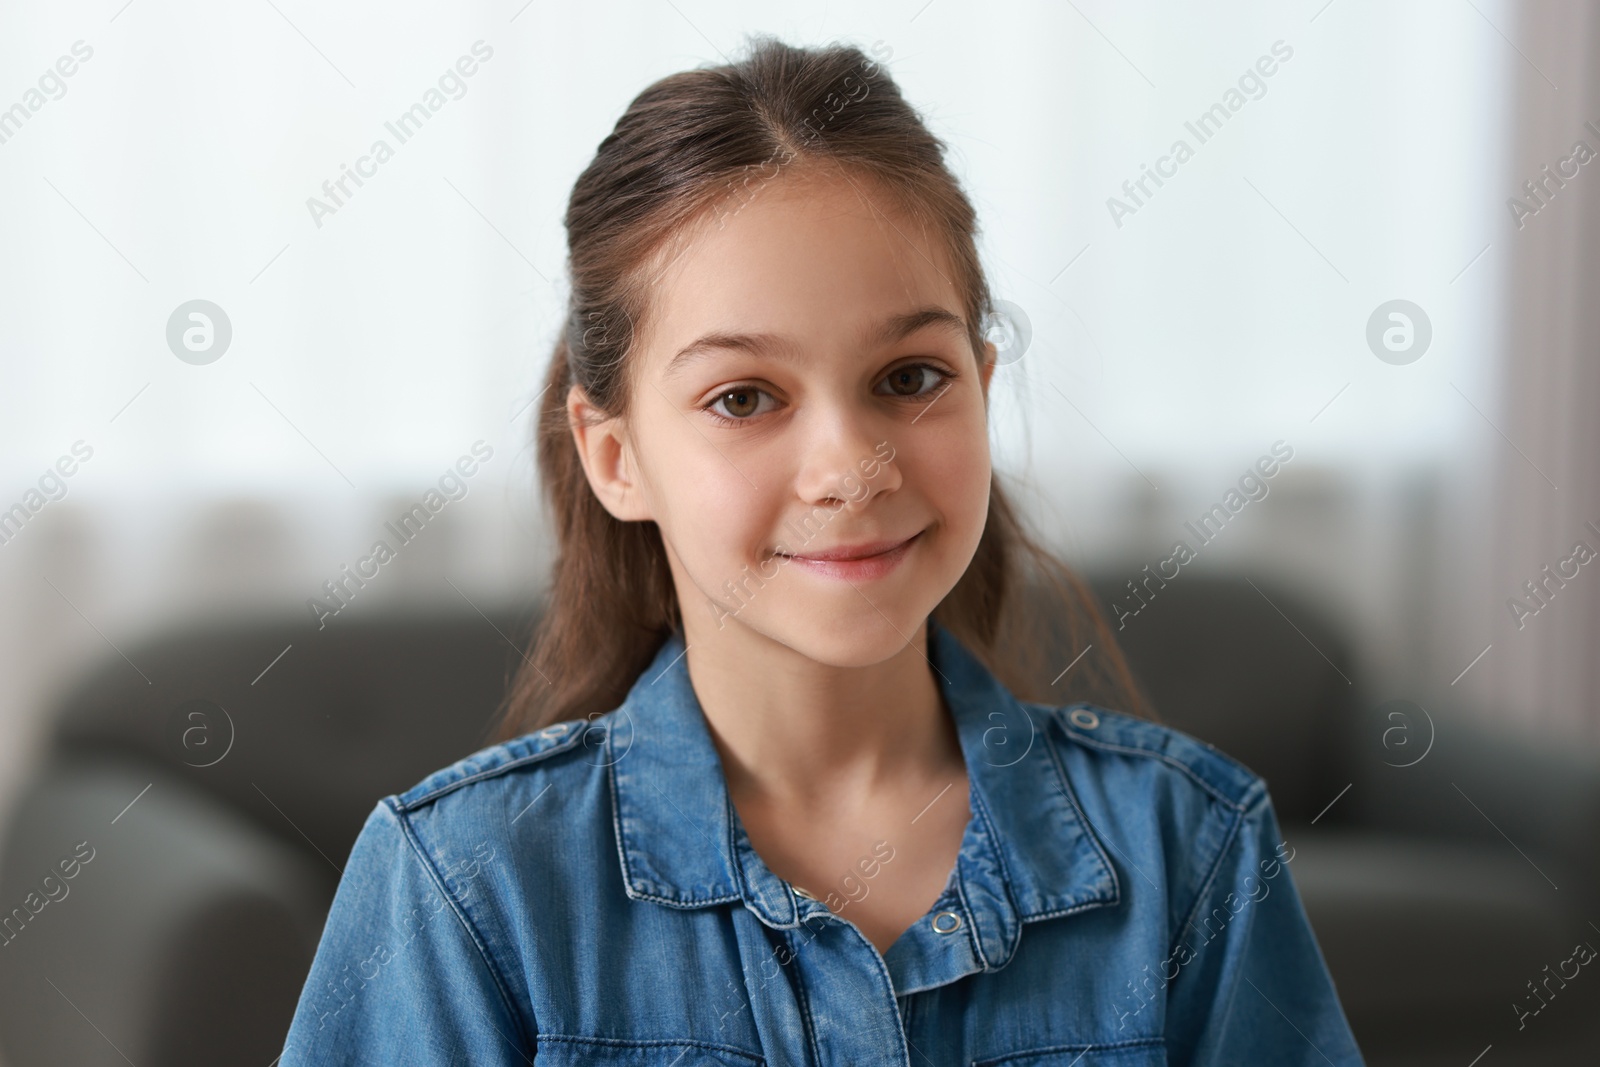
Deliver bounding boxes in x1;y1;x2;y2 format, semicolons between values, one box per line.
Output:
681;617;964;816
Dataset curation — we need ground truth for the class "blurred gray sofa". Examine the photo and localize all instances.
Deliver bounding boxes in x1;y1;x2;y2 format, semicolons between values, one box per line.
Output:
0;574;1595;1066
1082;576;1600;1066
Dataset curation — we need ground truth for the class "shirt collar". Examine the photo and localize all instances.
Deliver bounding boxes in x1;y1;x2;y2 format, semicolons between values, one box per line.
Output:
605;616;1120;966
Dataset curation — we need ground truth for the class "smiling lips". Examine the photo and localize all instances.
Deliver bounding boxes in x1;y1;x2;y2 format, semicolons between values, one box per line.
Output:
774;530;923;581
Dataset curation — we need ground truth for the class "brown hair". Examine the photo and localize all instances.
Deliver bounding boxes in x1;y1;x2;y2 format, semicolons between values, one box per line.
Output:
488;34;1151;742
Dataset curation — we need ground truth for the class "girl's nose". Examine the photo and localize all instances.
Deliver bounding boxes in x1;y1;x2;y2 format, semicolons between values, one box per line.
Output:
792;412;901;510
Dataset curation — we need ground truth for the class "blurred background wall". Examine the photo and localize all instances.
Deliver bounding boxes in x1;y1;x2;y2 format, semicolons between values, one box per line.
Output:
1;0;1598;1061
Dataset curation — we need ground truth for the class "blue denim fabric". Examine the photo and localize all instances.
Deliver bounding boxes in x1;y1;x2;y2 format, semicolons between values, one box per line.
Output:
280;617;1364;1065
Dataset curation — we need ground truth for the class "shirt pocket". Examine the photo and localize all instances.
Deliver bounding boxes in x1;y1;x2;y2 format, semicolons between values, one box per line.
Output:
975;1038;1166;1067
533;1036;765;1066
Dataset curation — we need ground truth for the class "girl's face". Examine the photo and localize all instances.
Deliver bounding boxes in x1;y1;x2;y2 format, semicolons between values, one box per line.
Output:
572;168;995;667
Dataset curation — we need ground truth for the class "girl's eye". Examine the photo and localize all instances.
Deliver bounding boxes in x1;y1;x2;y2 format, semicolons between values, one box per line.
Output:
876;362;952;399
705;385;774;423
700;363;953;426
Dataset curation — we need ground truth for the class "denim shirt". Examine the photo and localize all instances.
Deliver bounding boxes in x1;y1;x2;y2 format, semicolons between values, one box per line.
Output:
280;617;1364;1066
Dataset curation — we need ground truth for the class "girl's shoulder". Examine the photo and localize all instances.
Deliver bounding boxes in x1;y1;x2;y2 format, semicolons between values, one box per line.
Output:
346;712;625;924
1023;701;1294;946
368;710;627;882
389;712;614;816
1027;699;1271;816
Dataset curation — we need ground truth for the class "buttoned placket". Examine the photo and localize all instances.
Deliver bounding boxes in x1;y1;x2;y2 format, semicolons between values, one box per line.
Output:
718;753;1029;1065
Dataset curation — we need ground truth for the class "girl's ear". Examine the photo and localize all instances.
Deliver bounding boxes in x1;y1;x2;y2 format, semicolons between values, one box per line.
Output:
567;384;653;522
979;339;997;396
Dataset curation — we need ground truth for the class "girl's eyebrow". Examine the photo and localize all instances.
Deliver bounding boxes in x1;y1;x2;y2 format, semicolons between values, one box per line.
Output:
661;305;967;381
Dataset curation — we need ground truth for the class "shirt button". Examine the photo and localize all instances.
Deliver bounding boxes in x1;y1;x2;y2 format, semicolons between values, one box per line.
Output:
1069;707;1101;729
538;722;571;739
932;911;963;934
793;886;819;901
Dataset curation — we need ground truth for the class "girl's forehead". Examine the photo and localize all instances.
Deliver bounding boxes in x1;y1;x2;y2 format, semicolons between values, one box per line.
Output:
637;173;962;360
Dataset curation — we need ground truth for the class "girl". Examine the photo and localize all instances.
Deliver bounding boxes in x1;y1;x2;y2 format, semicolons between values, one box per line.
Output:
281;35;1362;1066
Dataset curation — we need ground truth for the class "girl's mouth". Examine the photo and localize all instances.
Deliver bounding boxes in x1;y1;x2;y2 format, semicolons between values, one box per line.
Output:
773;530;922;582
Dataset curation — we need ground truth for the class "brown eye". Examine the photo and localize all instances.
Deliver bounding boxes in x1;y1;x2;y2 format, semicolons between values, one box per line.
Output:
879;363;950;399
720;385;761;415
707;385;774;422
